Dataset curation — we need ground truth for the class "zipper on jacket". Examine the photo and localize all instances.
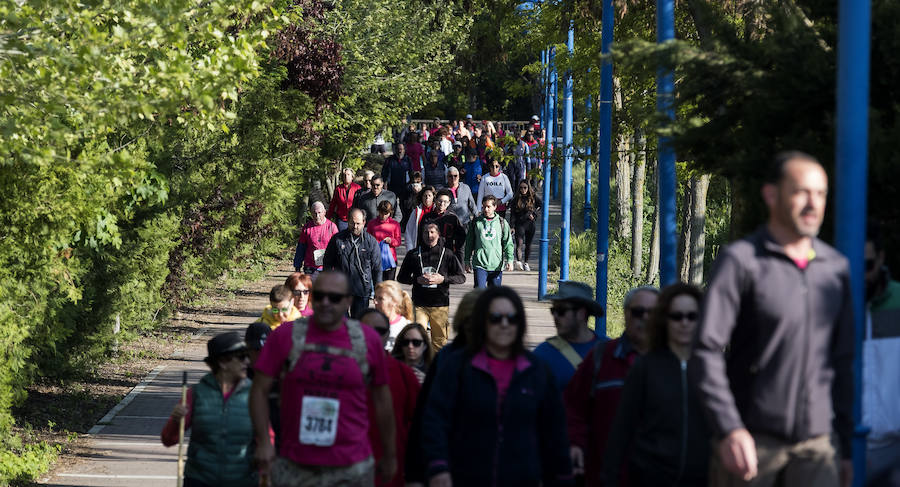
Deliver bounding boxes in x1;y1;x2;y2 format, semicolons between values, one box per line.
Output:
676;359;688;484
795;268;811;440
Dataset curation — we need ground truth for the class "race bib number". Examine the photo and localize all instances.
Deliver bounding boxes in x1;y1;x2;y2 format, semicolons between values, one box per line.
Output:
299;396;340;446
313;249;326;267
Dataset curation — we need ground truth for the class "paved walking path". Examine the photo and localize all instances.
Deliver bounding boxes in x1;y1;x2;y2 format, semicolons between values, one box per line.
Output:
41;201;563;486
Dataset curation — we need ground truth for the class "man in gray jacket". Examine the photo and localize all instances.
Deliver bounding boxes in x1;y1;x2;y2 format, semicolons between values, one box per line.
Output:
691;151;854;487
445;166;476;225
353;176;402;222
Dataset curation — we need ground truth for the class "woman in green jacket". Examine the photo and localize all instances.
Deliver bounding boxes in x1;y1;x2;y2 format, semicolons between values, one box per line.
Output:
161;332;257;487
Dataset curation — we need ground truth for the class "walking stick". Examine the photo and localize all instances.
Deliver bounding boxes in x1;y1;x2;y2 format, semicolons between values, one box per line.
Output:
176;371;187;487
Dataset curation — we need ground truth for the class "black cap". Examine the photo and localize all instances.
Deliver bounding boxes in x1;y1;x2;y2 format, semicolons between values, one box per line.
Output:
205;332;247;361
245;322;271;351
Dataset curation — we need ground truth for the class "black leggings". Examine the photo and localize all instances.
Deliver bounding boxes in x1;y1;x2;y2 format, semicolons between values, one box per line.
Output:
514;220;535;263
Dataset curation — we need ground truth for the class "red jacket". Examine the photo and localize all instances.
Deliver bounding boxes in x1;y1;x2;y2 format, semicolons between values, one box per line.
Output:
564;336;639;487
327;182;362;222
368;354;421;487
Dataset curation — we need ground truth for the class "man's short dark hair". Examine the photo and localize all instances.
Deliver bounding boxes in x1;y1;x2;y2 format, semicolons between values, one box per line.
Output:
371;176;383;185
269;285;293;303
436;189;453;201
348;207;365;220
765;151;823;184
482;194;498;206
421;222;439;234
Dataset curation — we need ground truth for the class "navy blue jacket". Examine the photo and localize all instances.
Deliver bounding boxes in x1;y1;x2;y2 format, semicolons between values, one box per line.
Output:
422;348;574;487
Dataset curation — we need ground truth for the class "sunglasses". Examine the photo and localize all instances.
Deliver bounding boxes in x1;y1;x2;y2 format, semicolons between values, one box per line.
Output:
488;312;521;325
222;351;249;362
312;291;348;303
293;289;310;296
398;338;424;347
550;305;576;316
668;311;699;322
629;306;651;319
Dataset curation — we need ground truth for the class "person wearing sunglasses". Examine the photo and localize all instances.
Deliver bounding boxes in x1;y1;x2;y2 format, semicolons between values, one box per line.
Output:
285;272;314;318
445;166;477;225
161;332;256;487
422;286;572;487
257;284;303;329
533;281;606;390
862;222;900;485
564;285;658;486
251;271;397;487
602;283;709;486
390;323;433;384
359;309;421;487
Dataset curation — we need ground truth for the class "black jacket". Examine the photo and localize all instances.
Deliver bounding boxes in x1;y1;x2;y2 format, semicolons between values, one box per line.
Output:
508;195;543;228
690;227;854;457
396;242;465;307
418;211;467;265
421;348;574;487
322;230;382;298
603;349;709;486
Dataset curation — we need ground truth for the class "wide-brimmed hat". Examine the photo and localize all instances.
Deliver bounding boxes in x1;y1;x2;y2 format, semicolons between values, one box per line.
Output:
545;281;605;317
205;332;247;361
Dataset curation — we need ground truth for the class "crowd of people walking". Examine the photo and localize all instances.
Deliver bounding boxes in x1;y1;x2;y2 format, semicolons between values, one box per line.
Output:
162;148;899;487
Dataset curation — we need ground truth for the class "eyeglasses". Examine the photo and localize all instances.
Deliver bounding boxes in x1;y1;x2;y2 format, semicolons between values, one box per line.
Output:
293;289;310;296
312;291;348;303
273;306;292;313
629;306;651;319
488;312;521;325
398;338;424;348
668;311;699;322
437;199;451;205
550;305;576;316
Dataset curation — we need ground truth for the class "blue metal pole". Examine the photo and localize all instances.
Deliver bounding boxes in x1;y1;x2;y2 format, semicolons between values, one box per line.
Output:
551;70;559;201
835;0;871;484
595;0;613;334
560;22;574;282
656;0;677;286
539;47;556;299
584;95;592;231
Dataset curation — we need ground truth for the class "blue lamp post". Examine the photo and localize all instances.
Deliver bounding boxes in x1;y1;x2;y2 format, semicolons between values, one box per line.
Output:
560;21;575;282
656;0;677;286
584;95;592;231
835;0;871;484
595;0;613;333
539;46;556;299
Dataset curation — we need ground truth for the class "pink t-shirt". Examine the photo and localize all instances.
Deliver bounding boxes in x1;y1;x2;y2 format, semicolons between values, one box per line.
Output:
486;356;516;403
298;220;339;268
254;318;388;466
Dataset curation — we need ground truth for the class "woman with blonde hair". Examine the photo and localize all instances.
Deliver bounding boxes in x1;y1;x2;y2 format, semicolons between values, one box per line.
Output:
374;280;414;351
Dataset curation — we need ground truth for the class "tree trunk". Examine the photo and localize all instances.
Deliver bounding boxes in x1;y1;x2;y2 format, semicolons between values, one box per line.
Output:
631;131;646;278
613;77;631;241
678;177;694;283
647;156;660;285
688;174;711;285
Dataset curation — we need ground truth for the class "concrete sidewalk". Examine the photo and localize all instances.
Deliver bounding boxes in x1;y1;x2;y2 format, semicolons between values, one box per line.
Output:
42;202;564;486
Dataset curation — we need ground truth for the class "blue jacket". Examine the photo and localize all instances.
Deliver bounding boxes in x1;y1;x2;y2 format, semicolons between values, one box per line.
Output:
422;348;573;487
462;158;483;195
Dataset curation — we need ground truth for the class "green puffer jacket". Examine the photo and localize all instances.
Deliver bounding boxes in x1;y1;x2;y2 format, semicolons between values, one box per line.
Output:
185;373;257;487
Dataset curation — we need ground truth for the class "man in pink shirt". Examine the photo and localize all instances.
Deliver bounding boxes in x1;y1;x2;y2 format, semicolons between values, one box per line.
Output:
294;201;339;274
250;271;397;486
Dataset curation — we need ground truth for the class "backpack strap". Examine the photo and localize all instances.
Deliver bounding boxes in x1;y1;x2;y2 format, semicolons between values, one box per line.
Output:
546;336;584;370
287;318;370;383
589;339;608;398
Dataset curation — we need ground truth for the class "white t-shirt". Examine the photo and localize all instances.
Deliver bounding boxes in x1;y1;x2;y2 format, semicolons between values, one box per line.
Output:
477;172;514;210
440;138;453;156
386;315;411;351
